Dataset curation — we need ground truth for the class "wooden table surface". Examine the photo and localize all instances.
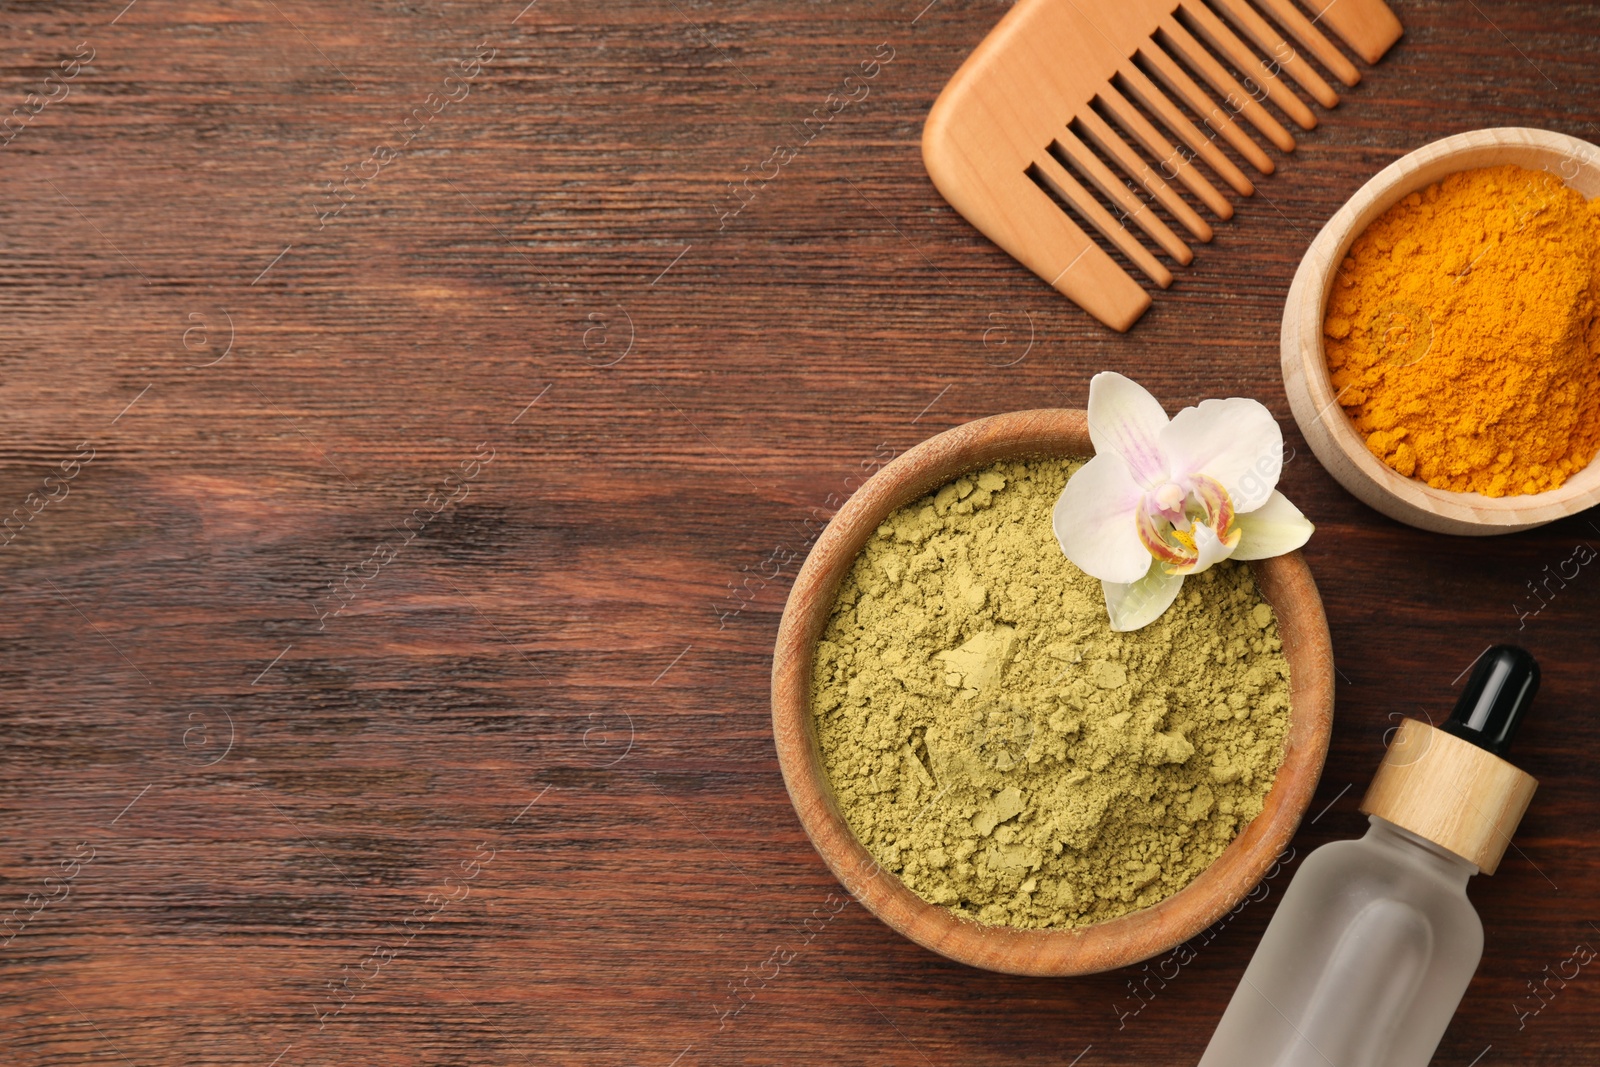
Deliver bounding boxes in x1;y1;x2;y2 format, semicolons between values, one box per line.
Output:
3;1;1598;1064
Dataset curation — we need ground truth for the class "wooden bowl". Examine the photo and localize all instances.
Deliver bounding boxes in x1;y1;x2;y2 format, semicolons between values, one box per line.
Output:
1281;127;1600;535
770;409;1335;976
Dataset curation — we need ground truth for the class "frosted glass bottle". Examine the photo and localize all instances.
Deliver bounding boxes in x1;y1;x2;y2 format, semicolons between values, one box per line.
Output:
1198;816;1481;1067
1198;646;1541;1067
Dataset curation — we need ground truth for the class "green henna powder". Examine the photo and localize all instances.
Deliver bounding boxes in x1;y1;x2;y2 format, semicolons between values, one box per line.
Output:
810;457;1293;929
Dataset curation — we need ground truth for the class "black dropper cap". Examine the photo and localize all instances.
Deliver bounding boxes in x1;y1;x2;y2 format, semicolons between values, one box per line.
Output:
1440;645;1539;759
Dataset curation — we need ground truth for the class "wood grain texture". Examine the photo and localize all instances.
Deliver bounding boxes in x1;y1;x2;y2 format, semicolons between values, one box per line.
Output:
1282;126;1600;535
1;1;1599;1064
770;408;1334;977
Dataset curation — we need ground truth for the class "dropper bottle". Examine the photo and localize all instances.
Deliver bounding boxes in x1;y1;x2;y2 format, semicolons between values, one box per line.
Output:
1197;645;1541;1067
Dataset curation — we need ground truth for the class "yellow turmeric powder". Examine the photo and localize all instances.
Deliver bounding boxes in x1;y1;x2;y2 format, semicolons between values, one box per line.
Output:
1324;164;1600;496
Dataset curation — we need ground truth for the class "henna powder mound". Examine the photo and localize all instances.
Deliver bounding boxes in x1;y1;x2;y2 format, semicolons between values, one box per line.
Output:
811;457;1293;929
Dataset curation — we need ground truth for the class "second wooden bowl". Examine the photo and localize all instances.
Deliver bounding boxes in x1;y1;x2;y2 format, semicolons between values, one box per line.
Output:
771;409;1335;976
1282;127;1600;535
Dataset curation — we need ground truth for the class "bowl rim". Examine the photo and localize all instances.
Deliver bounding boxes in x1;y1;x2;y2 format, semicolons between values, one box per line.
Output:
1281;126;1600;535
770;408;1335;977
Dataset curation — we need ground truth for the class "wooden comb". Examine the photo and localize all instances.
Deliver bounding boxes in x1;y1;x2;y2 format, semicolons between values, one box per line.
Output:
923;0;1403;331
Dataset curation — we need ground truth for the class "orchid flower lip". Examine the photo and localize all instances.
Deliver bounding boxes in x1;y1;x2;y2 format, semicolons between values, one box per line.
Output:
1135;473;1239;572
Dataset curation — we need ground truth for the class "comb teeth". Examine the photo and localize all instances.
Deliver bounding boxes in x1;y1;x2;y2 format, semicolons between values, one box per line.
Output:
922;0;1404;331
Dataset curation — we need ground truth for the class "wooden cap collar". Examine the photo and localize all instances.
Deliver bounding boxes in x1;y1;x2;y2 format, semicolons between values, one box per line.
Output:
1360;718;1538;874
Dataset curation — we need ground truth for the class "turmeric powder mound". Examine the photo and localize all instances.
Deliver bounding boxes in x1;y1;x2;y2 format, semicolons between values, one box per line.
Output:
1324;164;1600;496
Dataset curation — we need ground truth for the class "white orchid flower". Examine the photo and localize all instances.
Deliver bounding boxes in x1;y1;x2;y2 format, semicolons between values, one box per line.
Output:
1053;372;1314;632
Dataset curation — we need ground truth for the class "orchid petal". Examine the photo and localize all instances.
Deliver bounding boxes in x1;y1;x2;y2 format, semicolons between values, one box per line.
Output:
1053;452;1150;584
1230;490;1315;560
1087;371;1170;489
1161;398;1282;512
1103;563;1185;632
